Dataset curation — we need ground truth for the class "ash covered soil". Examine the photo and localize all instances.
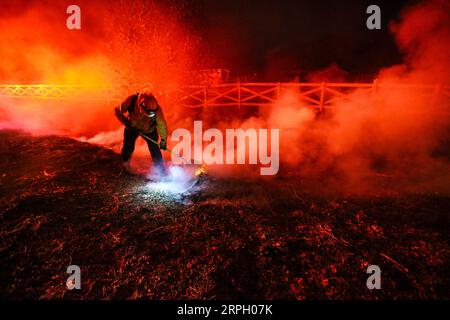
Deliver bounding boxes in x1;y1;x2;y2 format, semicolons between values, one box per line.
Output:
0;130;448;299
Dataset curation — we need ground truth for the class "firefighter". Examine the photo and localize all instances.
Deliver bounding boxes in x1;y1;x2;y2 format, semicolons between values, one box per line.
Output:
114;92;167;173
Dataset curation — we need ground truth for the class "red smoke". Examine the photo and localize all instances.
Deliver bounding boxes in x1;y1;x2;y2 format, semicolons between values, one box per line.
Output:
0;0;200;86
388;0;450;83
202;0;450;192
0;0;449;193
0;0;201;137
271;0;450;192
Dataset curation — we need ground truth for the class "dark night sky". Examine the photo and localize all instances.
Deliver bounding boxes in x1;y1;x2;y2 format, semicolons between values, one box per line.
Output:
188;0;418;79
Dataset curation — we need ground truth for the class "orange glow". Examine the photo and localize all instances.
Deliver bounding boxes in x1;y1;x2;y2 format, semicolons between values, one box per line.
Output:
0;0;201;136
0;0;449;194
0;1;200;88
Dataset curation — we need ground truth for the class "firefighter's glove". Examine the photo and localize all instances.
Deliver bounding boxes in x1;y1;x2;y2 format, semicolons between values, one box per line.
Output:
159;140;167;150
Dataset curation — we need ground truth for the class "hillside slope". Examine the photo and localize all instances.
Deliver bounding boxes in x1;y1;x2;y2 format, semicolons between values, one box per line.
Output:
0;130;448;299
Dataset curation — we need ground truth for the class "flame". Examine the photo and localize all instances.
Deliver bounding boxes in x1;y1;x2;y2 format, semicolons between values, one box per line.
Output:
0;0;449;194
195;166;207;177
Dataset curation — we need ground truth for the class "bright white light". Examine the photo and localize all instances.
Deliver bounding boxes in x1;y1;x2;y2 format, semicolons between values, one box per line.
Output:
145;165;196;195
148;181;182;193
168;165;186;181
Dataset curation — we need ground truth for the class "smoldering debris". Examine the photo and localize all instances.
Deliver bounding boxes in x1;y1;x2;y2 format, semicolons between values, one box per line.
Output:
0;130;448;299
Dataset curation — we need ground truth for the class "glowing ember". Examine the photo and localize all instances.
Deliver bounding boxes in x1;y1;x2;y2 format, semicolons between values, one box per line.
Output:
195;166;207;177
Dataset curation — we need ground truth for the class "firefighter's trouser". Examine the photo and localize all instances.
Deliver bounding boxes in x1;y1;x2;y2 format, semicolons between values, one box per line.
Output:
121;127;163;169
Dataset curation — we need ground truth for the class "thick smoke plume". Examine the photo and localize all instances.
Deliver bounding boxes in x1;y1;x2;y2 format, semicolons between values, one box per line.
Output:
197;0;450;192
0;0;200;137
269;0;450;193
0;0;449;193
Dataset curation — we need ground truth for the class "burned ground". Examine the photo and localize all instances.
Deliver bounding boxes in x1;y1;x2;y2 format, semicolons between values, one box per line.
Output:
0;130;448;299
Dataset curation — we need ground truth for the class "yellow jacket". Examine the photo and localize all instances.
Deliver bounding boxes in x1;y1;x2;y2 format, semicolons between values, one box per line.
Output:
118;94;168;140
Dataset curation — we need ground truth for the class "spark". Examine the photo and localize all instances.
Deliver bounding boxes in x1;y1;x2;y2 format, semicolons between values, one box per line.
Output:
195;166;207;177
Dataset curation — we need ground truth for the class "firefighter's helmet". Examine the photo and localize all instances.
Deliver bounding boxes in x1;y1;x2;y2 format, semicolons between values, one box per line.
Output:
138;92;159;118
